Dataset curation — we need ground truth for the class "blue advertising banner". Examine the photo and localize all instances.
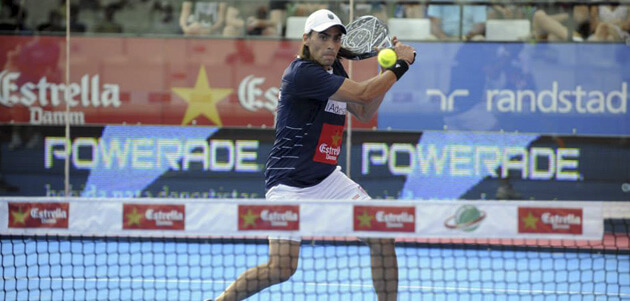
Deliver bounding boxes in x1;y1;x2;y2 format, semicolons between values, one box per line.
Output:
379;43;630;136
3;125;628;201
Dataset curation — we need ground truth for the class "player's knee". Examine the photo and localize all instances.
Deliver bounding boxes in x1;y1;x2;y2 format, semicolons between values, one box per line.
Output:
268;259;298;282
279;266;297;282
272;265;297;283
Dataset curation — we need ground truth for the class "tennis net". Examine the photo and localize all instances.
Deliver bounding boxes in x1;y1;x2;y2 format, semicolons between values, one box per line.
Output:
1;197;629;301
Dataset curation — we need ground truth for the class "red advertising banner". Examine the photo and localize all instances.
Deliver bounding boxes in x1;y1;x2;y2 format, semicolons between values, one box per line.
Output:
122;203;185;230
0;35;377;128
353;205;416;232
8;202;69;228
238;204;299;231
518;207;583;235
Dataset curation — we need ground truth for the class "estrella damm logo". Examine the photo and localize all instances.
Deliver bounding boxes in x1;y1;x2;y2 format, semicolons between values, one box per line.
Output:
518;207;583;235
238;205;299;231
8;202;69;228
354;205;415;232
123;204;185;230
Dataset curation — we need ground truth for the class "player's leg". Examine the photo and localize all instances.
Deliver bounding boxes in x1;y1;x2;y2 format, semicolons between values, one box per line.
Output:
364;238;398;301
308;167;400;300
214;239;301;301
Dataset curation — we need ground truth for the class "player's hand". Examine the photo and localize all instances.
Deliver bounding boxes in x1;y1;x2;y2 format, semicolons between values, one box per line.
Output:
392;36;416;65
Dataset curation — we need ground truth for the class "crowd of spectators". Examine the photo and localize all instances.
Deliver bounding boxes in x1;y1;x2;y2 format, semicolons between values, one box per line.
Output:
0;0;628;42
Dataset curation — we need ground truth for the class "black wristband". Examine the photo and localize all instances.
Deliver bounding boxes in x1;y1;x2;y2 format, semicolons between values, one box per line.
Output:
386;59;409;81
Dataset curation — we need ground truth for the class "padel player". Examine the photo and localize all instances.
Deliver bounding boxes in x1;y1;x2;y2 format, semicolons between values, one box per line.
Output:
209;9;416;301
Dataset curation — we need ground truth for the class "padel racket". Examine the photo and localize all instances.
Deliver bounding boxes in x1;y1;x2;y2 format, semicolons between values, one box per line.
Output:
340;15;392;60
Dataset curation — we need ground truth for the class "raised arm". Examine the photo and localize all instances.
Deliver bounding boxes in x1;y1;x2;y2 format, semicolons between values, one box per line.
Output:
334;39;415;122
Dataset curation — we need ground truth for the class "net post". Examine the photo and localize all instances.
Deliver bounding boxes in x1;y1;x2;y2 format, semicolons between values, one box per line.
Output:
64;0;71;196
346;0;355;179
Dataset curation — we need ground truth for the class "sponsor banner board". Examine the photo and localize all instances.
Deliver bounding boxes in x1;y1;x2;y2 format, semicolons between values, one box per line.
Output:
1;125;628;201
0;35;377;128
0;198;604;240
380;43;629;136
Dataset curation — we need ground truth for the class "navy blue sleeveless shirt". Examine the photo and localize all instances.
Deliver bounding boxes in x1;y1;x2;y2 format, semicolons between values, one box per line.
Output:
265;58;348;190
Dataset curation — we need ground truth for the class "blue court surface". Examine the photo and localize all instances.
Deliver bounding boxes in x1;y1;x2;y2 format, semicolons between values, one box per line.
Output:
1;239;629;301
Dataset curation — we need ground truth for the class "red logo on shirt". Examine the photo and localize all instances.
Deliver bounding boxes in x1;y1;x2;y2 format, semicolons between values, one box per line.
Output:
313;123;344;164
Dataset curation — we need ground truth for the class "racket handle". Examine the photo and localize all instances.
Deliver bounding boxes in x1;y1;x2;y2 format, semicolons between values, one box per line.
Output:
382;37;393;49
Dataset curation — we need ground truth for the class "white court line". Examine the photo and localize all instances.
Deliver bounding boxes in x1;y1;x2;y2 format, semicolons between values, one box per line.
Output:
5;277;629;298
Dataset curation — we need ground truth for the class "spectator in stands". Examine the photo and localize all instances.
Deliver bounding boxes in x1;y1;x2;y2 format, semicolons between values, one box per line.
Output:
66;3;87;33
339;1;388;22
291;3;329;17
531;5;590;41
394;2;425;19
369;1;389;21
246;1;288;36
37;10;64;32
246;5;278;36
180;1;244;36
0;0;29;32
223;4;245;36
34;3;85;33
79;0;100;11
94;4;123;33
427;1;486;40
149;0;179;34
488;1;535;21
270;0;288;36
588;4;630;42
180;1;221;35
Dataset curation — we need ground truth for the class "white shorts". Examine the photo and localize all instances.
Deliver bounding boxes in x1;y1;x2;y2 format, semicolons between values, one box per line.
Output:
266;166;371;241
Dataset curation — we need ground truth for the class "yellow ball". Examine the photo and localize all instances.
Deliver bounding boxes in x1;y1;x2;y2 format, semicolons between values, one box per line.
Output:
377;48;397;68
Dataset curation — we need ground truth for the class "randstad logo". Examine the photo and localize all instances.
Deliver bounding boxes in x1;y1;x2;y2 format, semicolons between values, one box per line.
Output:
430;82;628;115
486;81;627;114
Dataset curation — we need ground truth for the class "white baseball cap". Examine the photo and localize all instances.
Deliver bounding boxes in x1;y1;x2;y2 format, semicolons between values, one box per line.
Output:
304;9;346;34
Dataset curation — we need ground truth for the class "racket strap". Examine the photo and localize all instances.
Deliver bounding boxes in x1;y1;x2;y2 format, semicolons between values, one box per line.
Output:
386;60;409;81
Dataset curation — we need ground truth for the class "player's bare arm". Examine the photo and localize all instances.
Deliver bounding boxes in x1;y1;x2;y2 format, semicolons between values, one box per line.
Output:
335;39;416;121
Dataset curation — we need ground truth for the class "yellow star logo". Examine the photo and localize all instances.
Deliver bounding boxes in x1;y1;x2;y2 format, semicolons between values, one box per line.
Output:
241;209;258;228
357;210;373;228
126;207;143;226
331;129;342;147
171;66;232;126
11;208;28;225
522;212;539;230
